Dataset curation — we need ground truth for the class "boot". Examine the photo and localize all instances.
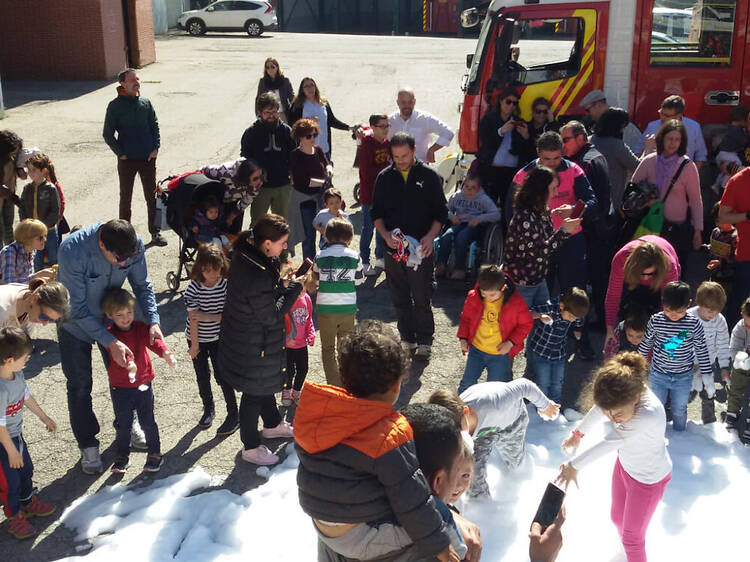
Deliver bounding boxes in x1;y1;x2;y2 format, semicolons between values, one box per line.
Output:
700;391;717;424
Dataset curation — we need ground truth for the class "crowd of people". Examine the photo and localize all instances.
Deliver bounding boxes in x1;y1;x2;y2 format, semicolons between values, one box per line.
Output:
0;59;749;562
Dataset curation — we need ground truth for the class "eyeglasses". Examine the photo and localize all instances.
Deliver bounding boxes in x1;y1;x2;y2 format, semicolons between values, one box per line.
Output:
503;99;519;106
534;109;549;114
304;133;319;139
38;312;54;323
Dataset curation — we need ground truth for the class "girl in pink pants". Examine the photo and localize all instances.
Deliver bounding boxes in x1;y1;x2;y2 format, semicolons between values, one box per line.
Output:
557;352;672;562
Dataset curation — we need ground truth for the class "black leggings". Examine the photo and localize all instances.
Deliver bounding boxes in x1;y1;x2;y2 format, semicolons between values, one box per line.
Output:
190;340;238;416
239;393;282;450
285;347;308;391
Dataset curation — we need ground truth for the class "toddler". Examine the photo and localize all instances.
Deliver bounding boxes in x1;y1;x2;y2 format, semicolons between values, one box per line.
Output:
447;444;475;508
603;306;649;360
430;382;559;498
103;288;175;473
638;281;712;431
456;265;533;393
190;196;230;251
726;298;750;440
527;288;590;403
705;202;737;286
282;268;316;406
184;243;238;435
0;327;56;540
313;187;350;249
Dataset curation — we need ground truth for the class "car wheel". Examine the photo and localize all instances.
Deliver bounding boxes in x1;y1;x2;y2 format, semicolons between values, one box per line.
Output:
186;19;206;36
245;19;263;37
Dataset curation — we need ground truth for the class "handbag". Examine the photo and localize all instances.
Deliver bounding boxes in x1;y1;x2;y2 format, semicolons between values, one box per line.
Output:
632;158;689;240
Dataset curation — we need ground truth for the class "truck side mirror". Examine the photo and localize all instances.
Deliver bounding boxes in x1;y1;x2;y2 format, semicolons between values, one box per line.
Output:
461;8;480;28
466;53;474;68
512;20;521;45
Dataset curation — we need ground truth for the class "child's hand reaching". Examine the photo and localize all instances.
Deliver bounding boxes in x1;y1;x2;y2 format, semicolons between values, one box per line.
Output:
460;339;469;355
436;545;461;562
539;402;560;420
555;461;579;490
561;432;582;456
41;415;56;433
164;350;177;368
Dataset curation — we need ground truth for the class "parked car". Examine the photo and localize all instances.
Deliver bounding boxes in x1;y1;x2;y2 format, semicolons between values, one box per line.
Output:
177;0;277;37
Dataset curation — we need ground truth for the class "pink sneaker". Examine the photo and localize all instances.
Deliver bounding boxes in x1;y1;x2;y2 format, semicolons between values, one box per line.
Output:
291;389;302;405
281;389;292;406
261;421;294;439
240;445;279;465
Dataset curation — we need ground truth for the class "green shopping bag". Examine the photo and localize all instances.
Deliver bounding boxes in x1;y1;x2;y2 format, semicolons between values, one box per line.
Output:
632;201;665;239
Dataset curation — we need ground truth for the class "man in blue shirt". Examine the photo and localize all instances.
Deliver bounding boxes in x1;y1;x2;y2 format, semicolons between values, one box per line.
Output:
57;219;161;474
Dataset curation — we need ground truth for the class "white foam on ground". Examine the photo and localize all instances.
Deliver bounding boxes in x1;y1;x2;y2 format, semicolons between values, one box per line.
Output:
55;412;749;561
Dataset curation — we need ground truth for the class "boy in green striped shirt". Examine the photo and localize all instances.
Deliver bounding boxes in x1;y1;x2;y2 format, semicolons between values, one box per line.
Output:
314;217;365;386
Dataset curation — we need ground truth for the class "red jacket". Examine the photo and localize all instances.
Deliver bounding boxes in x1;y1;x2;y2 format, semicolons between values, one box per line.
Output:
358;133;391;205
457;278;533;359
107;321;168;388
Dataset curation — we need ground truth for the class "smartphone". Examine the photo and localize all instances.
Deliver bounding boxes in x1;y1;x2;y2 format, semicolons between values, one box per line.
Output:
295;258;314;278
532;483;565;531
569;199;586;220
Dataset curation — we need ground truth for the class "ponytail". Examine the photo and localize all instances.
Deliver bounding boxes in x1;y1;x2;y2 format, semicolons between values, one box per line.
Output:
26;152;58;184
29;279;70;321
581;352;647;412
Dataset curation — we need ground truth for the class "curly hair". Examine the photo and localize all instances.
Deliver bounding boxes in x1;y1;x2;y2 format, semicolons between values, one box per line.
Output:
584;352;648;412
291;118;320;140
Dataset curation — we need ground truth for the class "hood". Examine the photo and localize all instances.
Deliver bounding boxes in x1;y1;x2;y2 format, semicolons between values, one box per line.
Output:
179;9;201;17
294;383;399;454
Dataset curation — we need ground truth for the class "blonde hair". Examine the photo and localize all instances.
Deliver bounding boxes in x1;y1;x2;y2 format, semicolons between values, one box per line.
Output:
28;278;70;320
583;352;647;411
14;219;48;246
695;281;727;311
623;241;669;291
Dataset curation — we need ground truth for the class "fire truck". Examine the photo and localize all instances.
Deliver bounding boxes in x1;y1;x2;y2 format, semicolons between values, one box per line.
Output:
455;0;741;155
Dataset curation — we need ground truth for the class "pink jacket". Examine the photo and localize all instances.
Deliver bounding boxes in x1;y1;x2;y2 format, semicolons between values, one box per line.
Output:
631;153;703;231
285;293;315;349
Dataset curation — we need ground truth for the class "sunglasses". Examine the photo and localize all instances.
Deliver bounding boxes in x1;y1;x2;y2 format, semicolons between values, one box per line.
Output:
504;99;519;106
38;312;55;323
305;133;319;139
534;108;549;114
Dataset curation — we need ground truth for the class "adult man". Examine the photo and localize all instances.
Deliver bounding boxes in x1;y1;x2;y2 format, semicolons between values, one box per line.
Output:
719;168;750;326
103;69;166;247
561;121;612;342
57;219;162;474
388;88;454;163
579;89;641;151
241;92;296;225
632;95;708;168
372;132;448;359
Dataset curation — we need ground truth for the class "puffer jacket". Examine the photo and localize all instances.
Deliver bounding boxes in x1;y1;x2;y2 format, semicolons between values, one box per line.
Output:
218;238;301;395
294;382;451;558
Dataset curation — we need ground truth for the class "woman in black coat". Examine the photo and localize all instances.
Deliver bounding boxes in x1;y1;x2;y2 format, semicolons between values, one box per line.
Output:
219;213;302;466
255;57;295;122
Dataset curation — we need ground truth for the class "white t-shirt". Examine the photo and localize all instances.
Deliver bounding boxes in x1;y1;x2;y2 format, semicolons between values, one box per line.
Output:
461;380;552;436
303;101;329;154
0;283;29;331
313;210;350;249
388;109;455;162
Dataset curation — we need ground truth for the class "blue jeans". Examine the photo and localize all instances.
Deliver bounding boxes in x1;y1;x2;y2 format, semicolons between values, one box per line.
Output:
532;352;565;403
515;281;550;308
300;200;318;261
359;204;383;264
649;368;693;431
458;345;512;394
437;223;482;269
34;226;58;270
111;383;160;456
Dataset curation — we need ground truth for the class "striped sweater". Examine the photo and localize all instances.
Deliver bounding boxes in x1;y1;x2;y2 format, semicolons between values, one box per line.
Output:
638;311;712;379
314;243;364;315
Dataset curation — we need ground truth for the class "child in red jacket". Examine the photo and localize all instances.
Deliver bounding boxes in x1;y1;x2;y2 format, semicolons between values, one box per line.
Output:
457;265;533;393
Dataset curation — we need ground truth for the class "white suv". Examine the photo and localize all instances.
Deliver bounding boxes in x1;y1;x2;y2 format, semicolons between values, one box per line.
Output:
177;1;278;37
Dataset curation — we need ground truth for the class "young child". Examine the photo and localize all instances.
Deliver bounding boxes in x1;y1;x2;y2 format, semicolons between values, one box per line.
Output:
456;265;533;393
314;217;364;386
190;196;230;251
184;243;238;435
705;202;737;287
0;327;56;540
436;168;501;280
726;298;750;438
447;444;474;508
102;288;176;473
688;281;730;424
527;288;590;404
294;320;458;562
603;306;649;360
637;281;712;431
558;352;672;562
18;153;61;270
358;114;391;275
430;383;560;498
313;187;350;249
281;267;316;406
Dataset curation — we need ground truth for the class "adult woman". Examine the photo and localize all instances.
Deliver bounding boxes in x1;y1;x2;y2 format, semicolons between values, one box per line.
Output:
0;278;69;331
200;157;264;233
591;107;641;211
288;77;352;161
521;97;560;165
218;214;302;466
477;88;529;209
0;130;23;247
0;219;49;284
503;166;581;307
288;118;333;260
603;235;680;350
255;57;294;121
631;119;702;272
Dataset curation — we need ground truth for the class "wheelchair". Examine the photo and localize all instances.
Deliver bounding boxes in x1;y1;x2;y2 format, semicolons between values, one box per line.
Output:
433;219;504;280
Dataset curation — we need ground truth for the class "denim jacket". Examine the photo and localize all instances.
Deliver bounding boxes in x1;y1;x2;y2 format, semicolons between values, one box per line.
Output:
57;223;159;346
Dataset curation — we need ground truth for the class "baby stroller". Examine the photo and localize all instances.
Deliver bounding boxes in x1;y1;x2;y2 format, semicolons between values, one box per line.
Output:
158;172;226;292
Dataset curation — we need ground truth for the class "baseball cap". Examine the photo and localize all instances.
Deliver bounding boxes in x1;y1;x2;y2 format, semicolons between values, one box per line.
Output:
580;90;606;108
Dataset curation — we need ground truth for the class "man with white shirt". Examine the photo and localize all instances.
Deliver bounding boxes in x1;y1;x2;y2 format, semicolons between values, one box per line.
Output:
632;95;708;169
388;88;454;163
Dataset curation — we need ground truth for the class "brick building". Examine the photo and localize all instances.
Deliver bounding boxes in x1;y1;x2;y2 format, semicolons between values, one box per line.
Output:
0;0;157;81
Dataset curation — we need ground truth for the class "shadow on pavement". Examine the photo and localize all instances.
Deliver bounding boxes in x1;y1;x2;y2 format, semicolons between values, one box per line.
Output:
25;338;61;380
2;80;109;110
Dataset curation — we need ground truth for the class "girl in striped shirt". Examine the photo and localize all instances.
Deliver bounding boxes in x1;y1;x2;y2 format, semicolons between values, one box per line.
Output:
184;244;238;435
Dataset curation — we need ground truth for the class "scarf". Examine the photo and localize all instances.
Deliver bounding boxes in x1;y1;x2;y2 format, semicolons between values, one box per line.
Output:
655;153;680;196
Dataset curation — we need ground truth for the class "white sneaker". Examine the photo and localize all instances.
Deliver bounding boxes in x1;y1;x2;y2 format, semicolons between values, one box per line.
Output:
241;445;279;466
372;258;385;269
130;418;147;450
363;264;379;276
261;421;294;439
80;446;103;475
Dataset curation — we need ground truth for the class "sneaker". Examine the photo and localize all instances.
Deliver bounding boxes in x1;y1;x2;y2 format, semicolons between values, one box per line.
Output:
715;384;727;404
700;393;717;424
198;409;215;429
130;418;148;451
261;421;294;439
7;512;35;540
241;445;279;466
143;454;164;473
449;269;466;281
21;496;55;518
363;264;380;277
414;344;432;360
151;232;168;247
726;411;739;431
281;389;293;407
111;456;130;474
80;446;103;475
216;416;240;436
435;263;447;278
372;257;385;270
291;389;302;405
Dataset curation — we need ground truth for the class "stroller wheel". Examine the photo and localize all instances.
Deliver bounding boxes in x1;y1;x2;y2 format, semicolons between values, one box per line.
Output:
166;271;180;292
353;183;360;203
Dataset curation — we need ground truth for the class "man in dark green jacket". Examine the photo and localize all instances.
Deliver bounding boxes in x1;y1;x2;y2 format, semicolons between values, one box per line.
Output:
103;68;166;246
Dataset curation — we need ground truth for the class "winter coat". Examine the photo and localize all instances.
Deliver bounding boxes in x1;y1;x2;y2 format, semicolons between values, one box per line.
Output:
218;238;301;395
256;75;295;115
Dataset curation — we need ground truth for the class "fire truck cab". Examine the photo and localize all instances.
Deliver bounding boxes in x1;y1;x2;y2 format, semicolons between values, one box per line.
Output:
457;0;744;155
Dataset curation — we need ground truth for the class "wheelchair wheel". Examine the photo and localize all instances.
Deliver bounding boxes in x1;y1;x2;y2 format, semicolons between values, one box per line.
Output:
483;223;504;266
166;271;180;293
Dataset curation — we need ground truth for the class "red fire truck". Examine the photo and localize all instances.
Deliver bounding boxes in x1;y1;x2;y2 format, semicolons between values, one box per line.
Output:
456;0;742;155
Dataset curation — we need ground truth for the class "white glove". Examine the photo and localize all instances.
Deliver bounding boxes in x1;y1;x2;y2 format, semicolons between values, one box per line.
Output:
691;372;703;392
734;351;750;371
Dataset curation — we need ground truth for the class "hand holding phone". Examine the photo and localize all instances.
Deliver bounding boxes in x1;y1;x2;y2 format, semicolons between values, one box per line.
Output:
295;258;314;278
532;482;566;532
569;199;586;220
